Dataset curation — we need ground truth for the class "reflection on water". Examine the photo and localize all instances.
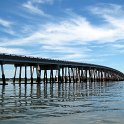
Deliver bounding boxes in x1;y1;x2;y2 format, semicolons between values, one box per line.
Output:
0;81;124;124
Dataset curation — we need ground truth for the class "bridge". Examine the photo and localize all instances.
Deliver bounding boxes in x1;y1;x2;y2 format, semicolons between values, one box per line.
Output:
0;53;124;85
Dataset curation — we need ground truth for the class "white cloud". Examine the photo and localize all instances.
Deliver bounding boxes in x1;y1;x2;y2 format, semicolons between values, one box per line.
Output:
1;14;121;46
0;18;12;28
111;44;124;53
0;18;15;35
0;47;26;55
89;4;124;19
112;44;124;49
22;1;44;15
22;0;51;17
3;28;15;35
90;4;124;30
32;0;54;4
42;45;91;53
41;45;92;61
61;53;86;60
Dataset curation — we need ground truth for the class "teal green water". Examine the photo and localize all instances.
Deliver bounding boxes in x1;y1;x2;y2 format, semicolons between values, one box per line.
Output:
0;81;124;124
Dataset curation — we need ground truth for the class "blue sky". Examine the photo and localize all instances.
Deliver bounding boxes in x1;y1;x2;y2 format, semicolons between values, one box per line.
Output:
0;0;124;73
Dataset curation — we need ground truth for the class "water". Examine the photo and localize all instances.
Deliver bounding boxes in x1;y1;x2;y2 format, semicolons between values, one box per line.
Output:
0;81;124;124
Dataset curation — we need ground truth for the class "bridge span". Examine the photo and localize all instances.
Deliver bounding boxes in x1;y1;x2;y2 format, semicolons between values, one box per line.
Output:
0;53;124;85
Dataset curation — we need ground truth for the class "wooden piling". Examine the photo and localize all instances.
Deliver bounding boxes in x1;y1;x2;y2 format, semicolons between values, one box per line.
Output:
50;69;52;83
68;67;71;83
71;68;75;83
13;65;17;83
51;69;54;83
1;64;6;85
65;67;67;83
30;66;33;84
19;66;22;83
85;69;87;82
25;66;27;84
44;70;47;83
62;67;64;83
58;68;60;83
36;66;41;83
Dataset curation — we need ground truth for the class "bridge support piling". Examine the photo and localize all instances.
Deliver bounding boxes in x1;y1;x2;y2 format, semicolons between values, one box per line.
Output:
71;68;75;83
84;69;87;82
82;69;85;82
95;70;97;82
106;72;109;81
58;68;60;83
104;71;107;81
1;64;6;85
80;68;82;82
74;68;76;82
98;70;100;82
90;69;92;82
46;70;48;83
107;72;110;81
77;68;79;82
51;69;54;83
82;69;84;82
65;67;67;83
93;70;95;82
77;68;80;82
36;65;41;83
89;69;91;82
75;68;78;83
30;66;33;84
43;70;45;83
92;69;95;82
62;67;64;83
55;70;57;82
44;70;47;83
68;67;71;83
25;66;27;84
50;69;52;83
13;66;17;83
19;66;22;83
101;70;104;82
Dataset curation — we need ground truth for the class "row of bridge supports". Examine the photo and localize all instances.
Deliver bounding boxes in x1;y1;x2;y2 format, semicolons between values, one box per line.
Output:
0;64;124;85
12;65;124;84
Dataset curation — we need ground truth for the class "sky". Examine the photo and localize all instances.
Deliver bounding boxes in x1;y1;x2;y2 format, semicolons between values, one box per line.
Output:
0;0;124;73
